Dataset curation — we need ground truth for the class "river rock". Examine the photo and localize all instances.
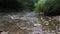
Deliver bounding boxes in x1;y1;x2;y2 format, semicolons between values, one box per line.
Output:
0;31;8;34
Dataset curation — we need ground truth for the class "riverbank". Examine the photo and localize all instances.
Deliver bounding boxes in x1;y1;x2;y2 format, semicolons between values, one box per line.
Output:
0;12;60;34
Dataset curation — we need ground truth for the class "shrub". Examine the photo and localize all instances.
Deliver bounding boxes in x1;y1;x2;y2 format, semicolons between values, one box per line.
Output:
34;0;60;16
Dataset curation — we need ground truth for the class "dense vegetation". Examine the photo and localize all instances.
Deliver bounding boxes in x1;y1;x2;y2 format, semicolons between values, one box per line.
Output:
1;0;60;15
17;0;34;11
34;0;60;16
0;0;35;12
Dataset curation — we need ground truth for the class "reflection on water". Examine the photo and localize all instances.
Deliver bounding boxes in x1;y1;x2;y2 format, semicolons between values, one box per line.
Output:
0;12;60;34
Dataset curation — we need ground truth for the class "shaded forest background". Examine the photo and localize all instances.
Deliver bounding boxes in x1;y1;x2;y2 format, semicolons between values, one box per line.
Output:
0;0;35;12
0;0;60;16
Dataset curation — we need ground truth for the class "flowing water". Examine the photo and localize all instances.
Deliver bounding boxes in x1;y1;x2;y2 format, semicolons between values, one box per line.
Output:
8;12;43;34
0;12;60;34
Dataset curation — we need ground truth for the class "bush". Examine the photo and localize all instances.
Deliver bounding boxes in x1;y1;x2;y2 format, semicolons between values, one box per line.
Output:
34;0;60;16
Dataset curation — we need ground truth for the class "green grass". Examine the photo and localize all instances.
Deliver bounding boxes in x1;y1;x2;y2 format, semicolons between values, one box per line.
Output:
34;0;60;14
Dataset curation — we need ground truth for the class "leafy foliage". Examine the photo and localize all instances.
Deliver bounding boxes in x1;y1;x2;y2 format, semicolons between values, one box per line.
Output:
34;0;60;16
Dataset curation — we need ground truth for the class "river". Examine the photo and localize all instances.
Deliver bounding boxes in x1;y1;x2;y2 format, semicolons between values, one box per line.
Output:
0;12;60;34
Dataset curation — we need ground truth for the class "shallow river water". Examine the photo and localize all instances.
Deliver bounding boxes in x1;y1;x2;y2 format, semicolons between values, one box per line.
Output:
0;12;60;34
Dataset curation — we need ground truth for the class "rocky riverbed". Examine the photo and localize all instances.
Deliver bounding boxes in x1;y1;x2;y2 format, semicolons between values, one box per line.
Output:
0;12;60;34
